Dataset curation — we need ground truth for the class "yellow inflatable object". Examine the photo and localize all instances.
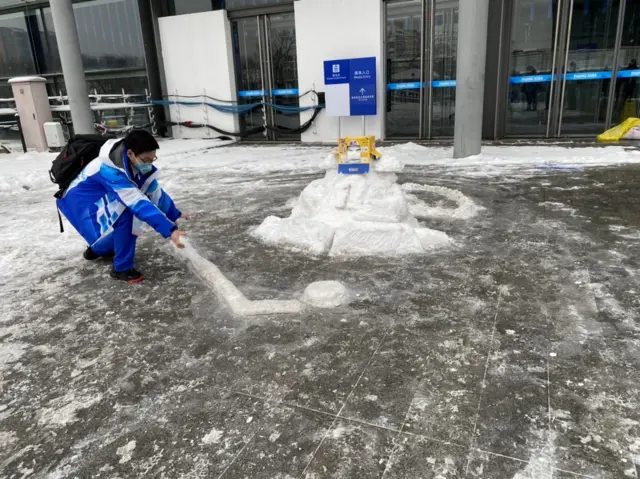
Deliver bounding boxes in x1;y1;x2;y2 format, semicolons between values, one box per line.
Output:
597;117;640;142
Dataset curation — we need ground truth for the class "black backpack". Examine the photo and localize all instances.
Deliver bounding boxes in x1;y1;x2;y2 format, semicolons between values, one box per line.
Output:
49;134;115;199
50;134;115;232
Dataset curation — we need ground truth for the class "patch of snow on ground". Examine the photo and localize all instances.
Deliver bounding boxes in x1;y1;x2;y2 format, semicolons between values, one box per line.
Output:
512;431;557;479
380;143;640;177
37;392;103;427
402;182;482;220
0;342;27;372
303;281;350;308
116;440;137;464
538;202;578;215
202;428;224;445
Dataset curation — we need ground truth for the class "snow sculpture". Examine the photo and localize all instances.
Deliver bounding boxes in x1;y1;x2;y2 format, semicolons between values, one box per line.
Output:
252;138;452;257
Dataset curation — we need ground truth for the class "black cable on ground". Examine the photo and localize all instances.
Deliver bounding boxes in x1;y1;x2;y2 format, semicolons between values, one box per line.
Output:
158;120;263;137
92;98;324;137
162;89;319;104
264;106;323;134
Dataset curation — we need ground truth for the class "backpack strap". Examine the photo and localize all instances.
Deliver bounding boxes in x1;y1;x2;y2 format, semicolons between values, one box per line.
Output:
56;206;64;233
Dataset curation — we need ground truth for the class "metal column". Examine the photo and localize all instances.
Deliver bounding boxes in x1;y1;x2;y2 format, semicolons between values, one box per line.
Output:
556;0;575;136
49;0;94;135
425;0;434;139
418;0;426;138
138;0;167;136
545;0;565;137
453;0;490;158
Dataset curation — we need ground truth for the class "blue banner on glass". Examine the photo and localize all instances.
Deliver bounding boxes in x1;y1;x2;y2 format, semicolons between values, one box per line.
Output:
272;88;299;96
387;80;456;90
565;71;611;80
238;90;266;97
432;80;456;88
509;70;640;83
617;69;640;78
387;82;423;90
510;74;554;84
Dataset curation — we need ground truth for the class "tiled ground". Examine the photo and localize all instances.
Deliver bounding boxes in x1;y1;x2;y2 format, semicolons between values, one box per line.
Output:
2;161;640;478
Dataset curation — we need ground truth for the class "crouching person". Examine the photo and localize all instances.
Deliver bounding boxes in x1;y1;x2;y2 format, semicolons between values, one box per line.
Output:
57;130;187;283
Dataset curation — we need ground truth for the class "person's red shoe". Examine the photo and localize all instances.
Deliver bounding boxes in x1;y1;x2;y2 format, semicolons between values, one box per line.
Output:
110;268;145;283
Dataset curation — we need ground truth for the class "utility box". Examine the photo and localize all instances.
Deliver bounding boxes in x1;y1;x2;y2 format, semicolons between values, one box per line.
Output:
8;76;53;152
44;122;66;149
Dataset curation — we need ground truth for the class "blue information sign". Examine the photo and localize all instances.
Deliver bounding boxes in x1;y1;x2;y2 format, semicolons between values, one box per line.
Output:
323;57;377;116
348;57;377;116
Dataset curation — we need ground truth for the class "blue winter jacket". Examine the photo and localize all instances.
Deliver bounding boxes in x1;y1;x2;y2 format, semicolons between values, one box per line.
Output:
57;138;181;247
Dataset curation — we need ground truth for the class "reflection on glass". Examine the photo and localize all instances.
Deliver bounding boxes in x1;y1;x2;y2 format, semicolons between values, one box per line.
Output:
431;0;458;137
226;0;293;10
172;0;214;15
74;0;145;70
28;0;145;74
385;0;422;138
0;12;36;78
268;14;299;139
505;0;558;136
560;0;619;135
612;0;639;124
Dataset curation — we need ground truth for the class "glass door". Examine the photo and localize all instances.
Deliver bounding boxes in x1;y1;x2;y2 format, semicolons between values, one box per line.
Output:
505;0;562;136
232;13;300;140
429;0;458;137
614;0;640;124
557;0;620;135
386;0;423;139
385;0;459;139
234;17;267;140
503;0;627;138
266;13;300;140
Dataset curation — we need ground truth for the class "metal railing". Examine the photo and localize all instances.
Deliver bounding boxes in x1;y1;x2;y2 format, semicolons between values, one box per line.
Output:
0;88;154;142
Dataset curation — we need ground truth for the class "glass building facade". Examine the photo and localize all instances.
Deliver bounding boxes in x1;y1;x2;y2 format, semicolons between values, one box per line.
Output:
386;0;640;139
0;0;637;139
0;0;149;100
504;0;640;138
385;0;459;139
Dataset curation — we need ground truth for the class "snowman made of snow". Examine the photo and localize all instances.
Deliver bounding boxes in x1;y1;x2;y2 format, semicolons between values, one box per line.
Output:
252;138;480;257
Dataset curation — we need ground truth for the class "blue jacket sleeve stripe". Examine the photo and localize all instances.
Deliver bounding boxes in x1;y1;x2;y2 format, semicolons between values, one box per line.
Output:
98;164;176;239
147;179;182;222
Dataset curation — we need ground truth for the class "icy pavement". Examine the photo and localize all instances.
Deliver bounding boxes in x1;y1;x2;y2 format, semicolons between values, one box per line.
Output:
2;141;640;477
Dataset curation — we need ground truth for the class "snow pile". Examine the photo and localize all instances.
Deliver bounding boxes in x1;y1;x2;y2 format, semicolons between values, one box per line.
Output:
174;239;304;316
0;150;56;195
252;153;452;256
0;137;234;197
402;182;483;220
379;142;640;177
303;281;350;308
